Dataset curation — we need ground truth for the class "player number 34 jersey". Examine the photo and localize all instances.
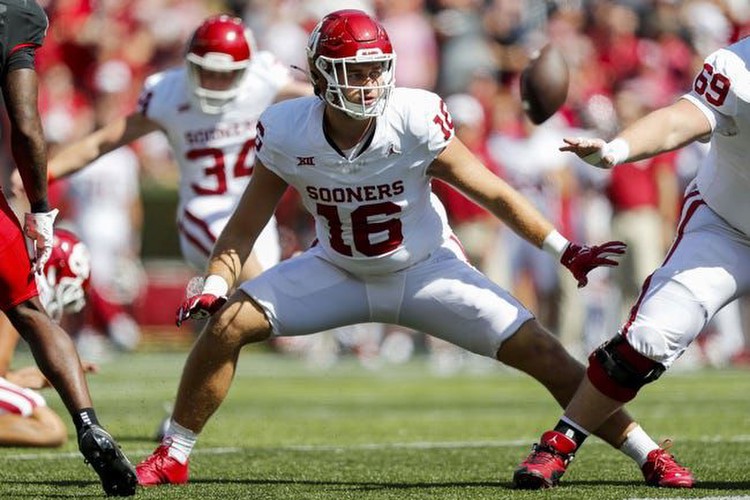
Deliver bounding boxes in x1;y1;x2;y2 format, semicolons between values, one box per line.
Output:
256;88;455;275
136;51;290;226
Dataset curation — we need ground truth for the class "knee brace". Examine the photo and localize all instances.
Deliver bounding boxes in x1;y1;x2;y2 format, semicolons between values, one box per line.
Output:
587;335;665;403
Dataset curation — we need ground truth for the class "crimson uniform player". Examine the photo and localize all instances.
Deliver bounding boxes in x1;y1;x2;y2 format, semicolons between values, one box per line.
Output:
0;229;92;448
511;29;750;492
0;1;136;494
45;14;311;279
134;9;684;489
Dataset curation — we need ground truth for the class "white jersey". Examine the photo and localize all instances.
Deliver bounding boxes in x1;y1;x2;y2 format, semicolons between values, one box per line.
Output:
137;51;289;269
256;88;454;275
682;37;750;236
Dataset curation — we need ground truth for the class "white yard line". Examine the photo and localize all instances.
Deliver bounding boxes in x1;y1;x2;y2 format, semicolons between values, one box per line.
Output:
0;446;241;461
2;434;750;460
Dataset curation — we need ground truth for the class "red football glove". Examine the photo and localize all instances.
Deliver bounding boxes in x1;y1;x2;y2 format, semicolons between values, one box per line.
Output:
560;241;627;288
175;294;227;327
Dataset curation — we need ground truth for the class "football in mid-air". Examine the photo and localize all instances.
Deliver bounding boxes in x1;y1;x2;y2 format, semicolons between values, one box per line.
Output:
519;44;569;124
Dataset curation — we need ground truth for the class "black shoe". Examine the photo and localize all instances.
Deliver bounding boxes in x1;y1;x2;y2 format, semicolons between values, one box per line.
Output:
78;425;137;496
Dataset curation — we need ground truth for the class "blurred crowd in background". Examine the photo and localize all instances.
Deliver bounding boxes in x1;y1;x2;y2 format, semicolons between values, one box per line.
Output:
3;0;750;372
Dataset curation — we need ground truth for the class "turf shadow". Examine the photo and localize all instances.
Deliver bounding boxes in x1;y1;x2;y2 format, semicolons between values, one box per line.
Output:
0;478;103;497
694;480;750;490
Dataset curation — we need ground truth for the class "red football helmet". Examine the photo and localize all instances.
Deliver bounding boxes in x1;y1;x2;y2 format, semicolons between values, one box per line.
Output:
186;14;254;113
37;229;91;322
306;10;396;119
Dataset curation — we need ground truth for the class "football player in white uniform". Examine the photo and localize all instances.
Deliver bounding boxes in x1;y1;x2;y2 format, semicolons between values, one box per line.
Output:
44;14;312;279
513;36;750;491
135;10;685;488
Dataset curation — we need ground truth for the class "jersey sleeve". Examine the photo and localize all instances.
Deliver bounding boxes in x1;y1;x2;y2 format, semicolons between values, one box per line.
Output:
252;51;292;94
408;89;455;157
5;2;49;73
254;110;285;179
682;46;743;136
136;72;169;123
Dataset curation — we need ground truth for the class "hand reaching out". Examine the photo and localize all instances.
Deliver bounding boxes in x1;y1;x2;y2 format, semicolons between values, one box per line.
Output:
560;137;627;169
560;241;627;288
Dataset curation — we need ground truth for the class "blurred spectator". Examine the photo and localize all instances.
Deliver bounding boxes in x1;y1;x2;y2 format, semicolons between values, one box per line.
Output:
433;93;503;278
681;0;733;56
432;0;496;94
488;111;576;333
241;1;310;73
65;62;145;356
38;63;94;146
378;0;439;90
605;84;679;320
590;2;642;88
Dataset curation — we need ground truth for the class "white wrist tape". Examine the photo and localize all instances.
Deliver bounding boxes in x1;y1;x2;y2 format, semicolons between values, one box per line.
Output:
203;275;229;297
602;138;630;166
542;230;570;259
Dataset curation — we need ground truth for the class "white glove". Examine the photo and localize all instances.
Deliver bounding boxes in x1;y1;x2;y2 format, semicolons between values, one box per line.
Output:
23;208;59;273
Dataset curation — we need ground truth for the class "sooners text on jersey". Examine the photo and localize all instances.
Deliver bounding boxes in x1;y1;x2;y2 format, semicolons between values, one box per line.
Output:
256;88;456;275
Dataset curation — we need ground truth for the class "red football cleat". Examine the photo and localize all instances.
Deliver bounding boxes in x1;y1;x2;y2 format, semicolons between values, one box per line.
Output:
136;444;189;486
513;430;577;489
641;440;694;488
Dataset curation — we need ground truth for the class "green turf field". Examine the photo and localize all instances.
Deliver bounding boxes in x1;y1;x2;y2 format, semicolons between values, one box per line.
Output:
0;349;748;499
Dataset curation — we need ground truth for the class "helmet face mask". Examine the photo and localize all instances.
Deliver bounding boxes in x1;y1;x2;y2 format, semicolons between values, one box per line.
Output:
307;10;396;119
315;54;395;119
186;15;253;114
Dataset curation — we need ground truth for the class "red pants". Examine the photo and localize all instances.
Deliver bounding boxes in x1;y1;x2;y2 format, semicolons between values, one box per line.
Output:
0;195;37;311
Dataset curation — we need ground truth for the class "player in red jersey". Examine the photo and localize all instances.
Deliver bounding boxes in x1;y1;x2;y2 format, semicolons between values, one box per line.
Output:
0;229;95;447
0;0;135;495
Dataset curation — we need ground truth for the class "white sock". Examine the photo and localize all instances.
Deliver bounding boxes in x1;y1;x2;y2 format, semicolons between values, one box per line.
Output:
619;425;659;467
164;419;197;465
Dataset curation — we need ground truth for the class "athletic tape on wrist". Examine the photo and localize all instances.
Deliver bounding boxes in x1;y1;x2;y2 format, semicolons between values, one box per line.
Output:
542;230;570;259
603;138;630;166
203;275;229;297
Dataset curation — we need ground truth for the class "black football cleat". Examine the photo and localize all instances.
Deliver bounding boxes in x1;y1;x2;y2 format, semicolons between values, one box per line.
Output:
78;425;138;496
